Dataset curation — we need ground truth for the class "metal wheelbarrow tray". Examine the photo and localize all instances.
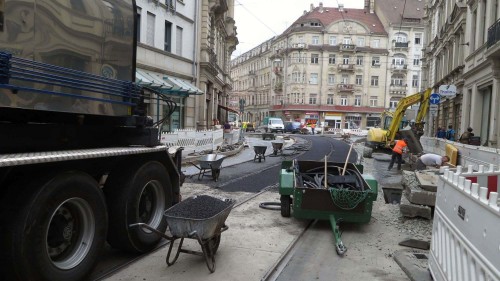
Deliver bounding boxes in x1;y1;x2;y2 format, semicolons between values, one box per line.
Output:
253;145;267;162
279;160;378;255
191;154;225;181
130;195;235;273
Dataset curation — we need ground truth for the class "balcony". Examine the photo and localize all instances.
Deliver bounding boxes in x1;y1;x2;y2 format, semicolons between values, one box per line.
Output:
339;44;357;52
487;18;500;58
389;84;407;95
337;64;355;71
274;82;283;92
290;43;308;50
394;42;409;49
337;84;355;92
273;67;283;76
391;64;408;72
249;70;256;76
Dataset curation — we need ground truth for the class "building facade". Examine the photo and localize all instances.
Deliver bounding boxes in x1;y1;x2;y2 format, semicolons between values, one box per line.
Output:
135;0;237;132
423;0;500;147
232;2;431;130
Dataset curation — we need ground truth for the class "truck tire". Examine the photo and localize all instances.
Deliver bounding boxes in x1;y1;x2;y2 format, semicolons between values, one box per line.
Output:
1;172;107;281
105;161;172;253
280;195;291;217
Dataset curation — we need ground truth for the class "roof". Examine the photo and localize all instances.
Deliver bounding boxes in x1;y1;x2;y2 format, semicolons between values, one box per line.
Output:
375;0;425;26
283;6;388;36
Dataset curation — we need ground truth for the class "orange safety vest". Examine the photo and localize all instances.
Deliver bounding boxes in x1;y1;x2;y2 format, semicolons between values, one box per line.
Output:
392;140;407;154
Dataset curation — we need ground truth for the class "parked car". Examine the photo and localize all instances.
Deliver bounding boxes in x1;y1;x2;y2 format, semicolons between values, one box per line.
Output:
246;123;256;132
284;121;301;134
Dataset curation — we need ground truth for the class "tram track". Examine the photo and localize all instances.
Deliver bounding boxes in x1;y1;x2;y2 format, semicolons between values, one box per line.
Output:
92;136;352;281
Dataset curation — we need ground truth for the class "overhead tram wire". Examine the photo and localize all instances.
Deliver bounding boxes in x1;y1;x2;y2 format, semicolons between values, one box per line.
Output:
235;0;279;36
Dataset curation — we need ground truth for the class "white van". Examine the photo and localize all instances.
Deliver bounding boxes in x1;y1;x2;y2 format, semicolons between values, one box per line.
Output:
261;117;284;133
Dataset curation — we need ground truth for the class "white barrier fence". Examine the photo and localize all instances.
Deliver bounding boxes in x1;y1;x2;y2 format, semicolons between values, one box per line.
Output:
325;128;368;136
420;137;500;170
160;129;240;155
429;166;500;281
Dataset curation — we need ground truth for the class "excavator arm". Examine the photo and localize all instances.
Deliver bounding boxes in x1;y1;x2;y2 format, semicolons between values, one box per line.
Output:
386;88;431;142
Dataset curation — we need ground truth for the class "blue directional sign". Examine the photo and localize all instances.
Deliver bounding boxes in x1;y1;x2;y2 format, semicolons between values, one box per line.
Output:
430;93;440;104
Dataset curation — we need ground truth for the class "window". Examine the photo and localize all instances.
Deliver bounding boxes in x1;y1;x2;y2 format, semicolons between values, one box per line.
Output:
370;96;378;107
329;54;336;64
311;54;319;64
391;75;404;86
357;37;365;47
356;56;363;65
343;37;351;44
392;56;406;65
413;55;420;66
328;74;335;85
414;33;422;45
342;55;350;65
136;8;141;42
310;73;318;84
340;95;348;106
372;56;380;66
329;36;337;45
312;36;320;45
146;12;155;46
395;32;407;43
327;94;334;105
389;99;399;108
412;75;419;87
372;39;380;48
341;74;349;84
355;75;363;85
354;95;361;106
176;26;183;56
371;76;379;86
309;94;317;104
164;20;172;52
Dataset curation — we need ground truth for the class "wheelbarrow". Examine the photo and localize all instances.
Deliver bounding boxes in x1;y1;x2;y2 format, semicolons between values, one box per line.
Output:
271;141;284;156
130;195;235;273
190;154;225;181
253;145;267;162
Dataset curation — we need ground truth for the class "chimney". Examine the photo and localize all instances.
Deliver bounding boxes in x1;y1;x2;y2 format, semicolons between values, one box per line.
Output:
310;3;314;11
319;2;323;12
303;10;308;15
370;0;374;13
338;3;344;12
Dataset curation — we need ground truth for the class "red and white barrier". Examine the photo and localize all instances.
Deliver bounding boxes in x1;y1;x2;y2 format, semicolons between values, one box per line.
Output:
429;166;500;281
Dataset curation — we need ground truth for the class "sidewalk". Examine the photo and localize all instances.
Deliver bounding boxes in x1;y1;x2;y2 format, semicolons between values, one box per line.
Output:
180;134;296;177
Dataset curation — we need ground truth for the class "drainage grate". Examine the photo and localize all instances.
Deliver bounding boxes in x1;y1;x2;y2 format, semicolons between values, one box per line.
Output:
413;253;428;259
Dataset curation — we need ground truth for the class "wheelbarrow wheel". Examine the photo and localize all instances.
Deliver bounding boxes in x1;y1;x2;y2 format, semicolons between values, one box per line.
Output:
212;169;221;182
280;195;291;217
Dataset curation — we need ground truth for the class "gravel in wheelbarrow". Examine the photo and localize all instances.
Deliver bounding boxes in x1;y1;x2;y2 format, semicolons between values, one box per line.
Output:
165;195;235;240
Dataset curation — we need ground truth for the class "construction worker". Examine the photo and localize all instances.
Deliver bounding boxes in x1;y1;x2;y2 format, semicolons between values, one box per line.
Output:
388;138;408;171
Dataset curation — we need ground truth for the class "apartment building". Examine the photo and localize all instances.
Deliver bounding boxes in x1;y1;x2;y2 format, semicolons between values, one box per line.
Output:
135;0;237;131
423;0;500;147
232;2;396;129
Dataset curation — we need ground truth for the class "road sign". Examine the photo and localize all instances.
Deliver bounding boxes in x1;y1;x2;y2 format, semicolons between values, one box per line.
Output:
439;84;457;97
430;93;440;104
429;104;438;115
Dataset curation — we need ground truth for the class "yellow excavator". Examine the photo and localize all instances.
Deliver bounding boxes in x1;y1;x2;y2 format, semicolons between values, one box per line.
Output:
367;88;431;148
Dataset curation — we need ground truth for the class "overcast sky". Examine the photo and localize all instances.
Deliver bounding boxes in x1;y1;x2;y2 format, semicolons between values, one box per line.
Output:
232;0;365;59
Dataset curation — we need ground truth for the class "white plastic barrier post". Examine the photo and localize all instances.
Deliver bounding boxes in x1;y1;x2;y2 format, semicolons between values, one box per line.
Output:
195;129;214;152
160;131;178;148
429;166;500;281
213;129;224;150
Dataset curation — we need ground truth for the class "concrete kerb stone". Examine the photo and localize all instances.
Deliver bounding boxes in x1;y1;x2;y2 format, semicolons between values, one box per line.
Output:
402;171;436;207
415;171;439;192
393;250;433;281
399;195;432;219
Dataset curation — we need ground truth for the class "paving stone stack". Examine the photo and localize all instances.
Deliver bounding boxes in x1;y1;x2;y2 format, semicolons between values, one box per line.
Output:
400;170;440;219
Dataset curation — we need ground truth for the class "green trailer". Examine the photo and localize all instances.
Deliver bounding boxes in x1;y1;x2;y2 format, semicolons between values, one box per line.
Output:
279;160;378;255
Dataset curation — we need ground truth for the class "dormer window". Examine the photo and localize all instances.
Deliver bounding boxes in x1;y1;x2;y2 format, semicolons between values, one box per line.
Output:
310;22;321;27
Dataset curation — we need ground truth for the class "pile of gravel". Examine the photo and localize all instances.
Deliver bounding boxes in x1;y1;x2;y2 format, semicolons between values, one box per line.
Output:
166;195;233;219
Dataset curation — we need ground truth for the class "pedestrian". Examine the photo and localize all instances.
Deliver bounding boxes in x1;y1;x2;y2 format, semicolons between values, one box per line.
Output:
311;123;316;135
388;138;408;171
415;154;450;170
223;121;231;133
459;127;474;144
436;127;446;138
446;125;455;141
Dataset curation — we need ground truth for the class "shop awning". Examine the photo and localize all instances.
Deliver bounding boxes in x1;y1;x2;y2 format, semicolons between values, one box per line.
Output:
218;104;239;114
135;69;204;96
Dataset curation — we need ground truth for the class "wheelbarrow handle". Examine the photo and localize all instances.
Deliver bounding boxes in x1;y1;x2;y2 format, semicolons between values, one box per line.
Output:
189;162;201;170
129;223;175;240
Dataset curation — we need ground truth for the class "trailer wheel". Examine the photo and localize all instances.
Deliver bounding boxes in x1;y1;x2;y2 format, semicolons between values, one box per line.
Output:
280;195;291;217
105;161;172;253
1;172;107;281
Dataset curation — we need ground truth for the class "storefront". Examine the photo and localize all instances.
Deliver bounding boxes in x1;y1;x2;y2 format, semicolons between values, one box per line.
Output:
345;113;361;129
325;112;342;128
305;112;319;125
366;114;381;128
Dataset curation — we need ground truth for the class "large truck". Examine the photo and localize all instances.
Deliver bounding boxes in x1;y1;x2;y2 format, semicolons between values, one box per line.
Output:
366;88;431;148
0;1;184;280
